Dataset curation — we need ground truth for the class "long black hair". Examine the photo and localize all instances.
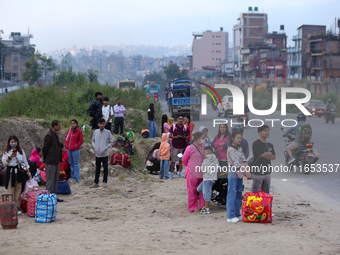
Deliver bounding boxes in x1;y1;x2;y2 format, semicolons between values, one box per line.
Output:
149;103;155;117
161;114;168;134
70;119;78;134
217;124;230;139
145;142;161;163
229;132;242;146
4;135;23;155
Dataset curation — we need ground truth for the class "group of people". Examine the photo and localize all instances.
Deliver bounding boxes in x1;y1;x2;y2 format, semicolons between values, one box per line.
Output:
145;113;277;223
166;88;191;99
89;91;126;135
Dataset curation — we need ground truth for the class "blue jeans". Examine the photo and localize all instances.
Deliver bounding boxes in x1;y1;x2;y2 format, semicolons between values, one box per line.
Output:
68;150;80;182
159;160;170;179
148;120;156;138
227;170;243;218
197;180;215;202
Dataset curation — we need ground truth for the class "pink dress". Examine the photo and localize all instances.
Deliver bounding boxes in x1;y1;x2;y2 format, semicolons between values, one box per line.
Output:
182;143;205;212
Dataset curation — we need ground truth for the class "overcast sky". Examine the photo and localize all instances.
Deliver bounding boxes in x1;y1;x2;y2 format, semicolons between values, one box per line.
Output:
1;0;339;54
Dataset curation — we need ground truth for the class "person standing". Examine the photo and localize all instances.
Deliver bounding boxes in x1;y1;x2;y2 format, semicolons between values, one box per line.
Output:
102;97;113;132
159;133;170;179
186;88;190;97
252;125;276;194
114;98;126;135
42;120;64;202
2;135;30;213
169;115;188;179
91;92;103;130
184;115;194;142
212;124;230;176
65;119;84;183
182;132;206;212
148;103;157;138
90;118;113;188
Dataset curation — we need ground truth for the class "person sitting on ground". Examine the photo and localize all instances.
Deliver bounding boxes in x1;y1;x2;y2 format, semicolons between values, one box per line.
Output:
60;144;71;180
199;126;211;147
197;146;219;214
145;142;161;175
29;147;43;168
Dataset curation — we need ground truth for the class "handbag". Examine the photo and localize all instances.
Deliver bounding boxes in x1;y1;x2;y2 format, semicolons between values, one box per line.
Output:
228;147;251;179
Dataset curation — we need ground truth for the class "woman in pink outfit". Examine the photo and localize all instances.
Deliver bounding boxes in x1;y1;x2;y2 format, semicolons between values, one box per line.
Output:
182;132;206;212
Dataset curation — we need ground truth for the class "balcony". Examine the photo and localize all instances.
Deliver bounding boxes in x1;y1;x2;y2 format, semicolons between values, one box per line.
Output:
311;62;326;69
287;47;302;53
292;34;302;40
286;60;302;67
241;48;250;55
241;60;250;65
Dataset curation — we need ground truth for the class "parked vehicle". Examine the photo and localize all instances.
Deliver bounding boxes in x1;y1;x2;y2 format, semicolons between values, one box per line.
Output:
325;106;336;124
281;128;318;174
237;113;249;125
304;100;326;117
118;80;137;90
217;95;233;117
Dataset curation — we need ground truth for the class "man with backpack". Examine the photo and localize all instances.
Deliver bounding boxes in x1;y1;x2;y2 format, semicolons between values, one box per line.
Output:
283;113;311;165
87;92;103;130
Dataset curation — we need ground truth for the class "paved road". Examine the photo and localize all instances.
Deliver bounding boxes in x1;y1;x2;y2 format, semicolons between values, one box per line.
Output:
160;98;340;204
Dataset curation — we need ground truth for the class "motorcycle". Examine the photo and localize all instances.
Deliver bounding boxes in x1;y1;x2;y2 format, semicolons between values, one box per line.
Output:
325;106;336;124
281;128;319;174
154;93;159;101
237;113;249;125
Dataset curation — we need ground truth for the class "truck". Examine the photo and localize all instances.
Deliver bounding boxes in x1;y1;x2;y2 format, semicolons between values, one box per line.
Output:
167;79;201;120
145;81;160;95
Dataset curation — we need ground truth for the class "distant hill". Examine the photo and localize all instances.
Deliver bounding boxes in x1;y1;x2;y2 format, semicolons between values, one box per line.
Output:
46;44;192;58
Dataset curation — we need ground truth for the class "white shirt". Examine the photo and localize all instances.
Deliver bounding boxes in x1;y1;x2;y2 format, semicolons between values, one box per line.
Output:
102;105;113;123
2;149;30;173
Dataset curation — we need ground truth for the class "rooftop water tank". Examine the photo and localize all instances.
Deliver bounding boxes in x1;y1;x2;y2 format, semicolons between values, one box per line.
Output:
248;6;252;11
254;7;258;11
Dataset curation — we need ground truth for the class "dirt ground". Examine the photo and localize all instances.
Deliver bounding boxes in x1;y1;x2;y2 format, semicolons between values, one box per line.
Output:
1;118;340;254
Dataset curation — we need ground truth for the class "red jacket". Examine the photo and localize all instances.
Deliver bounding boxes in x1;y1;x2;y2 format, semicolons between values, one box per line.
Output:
65;127;84;151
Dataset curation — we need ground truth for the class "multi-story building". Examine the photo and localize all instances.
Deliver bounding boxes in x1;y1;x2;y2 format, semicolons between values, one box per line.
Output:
233;7;268;77
1;32;34;82
307;34;340;79
192;28;228;71
286;25;326;79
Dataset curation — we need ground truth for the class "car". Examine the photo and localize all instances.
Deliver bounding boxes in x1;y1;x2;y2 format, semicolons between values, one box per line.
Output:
217;95;233;117
304;100;326;117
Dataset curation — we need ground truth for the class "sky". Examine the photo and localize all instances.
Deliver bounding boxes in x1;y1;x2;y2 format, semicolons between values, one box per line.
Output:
1;0;339;54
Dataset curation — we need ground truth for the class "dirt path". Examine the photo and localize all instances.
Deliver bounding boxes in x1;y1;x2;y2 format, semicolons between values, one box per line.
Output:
1;173;339;254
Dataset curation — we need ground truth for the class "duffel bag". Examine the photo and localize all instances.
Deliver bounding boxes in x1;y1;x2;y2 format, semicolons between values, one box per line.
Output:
26;190;50;217
110;153;131;168
242;191;273;223
35;193;57;223
57;179;71;194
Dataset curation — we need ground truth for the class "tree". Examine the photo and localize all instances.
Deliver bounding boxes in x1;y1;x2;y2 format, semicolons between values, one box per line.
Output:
23;51;57;85
87;69;98;83
163;61;188;81
142;71;164;85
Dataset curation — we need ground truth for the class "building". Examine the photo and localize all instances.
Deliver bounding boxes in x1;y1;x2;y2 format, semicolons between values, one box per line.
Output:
233;7;268;77
192;28;229;71
286;25;326;79
1;32;34;82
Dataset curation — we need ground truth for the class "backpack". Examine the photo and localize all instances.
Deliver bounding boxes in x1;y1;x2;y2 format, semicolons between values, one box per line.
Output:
126;131;135;142
117;135;130;145
87;100;96;117
298;123;312;144
57;179;71;194
141;129;149;138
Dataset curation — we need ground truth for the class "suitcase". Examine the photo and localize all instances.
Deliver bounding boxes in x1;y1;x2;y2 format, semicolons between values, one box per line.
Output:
35;193;57;223
110;153;131;168
242;191;273;223
26;190;50;217
57;179;71;194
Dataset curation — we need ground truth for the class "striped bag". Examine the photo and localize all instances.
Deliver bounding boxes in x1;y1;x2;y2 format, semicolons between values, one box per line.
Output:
35;193;57;223
26;190;50;217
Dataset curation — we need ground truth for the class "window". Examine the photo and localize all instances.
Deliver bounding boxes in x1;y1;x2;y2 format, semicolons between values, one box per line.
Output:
212;43;214;45
212;58;214;60
219;43;221;45
212;51;214;52
275;39;281;42
213;36;214;37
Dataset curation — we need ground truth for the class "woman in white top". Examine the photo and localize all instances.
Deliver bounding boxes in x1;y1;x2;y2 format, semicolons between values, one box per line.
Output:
1;135;30;212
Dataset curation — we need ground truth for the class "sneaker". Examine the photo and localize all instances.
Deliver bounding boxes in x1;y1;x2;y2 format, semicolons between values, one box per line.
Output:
237;216;243;220
89;183;99;188
288;157;296;165
178;172;185;178
164;176;169;180
227;217;239;223
200;207;210;214
103;183;107;188
211;190;219;199
168;173;174;179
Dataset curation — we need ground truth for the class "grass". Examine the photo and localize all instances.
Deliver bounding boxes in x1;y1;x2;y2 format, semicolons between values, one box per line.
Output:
119;174;126;181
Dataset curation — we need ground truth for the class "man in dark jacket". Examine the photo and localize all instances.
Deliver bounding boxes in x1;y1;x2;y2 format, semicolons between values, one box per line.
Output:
42;120;63;202
92;92;104;130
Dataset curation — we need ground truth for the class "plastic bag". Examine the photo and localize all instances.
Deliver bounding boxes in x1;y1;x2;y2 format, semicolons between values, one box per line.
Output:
22;179;39;200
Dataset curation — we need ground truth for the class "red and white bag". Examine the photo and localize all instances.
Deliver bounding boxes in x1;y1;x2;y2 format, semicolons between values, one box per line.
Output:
110;153;131;168
242;191;273;223
26;190;50;217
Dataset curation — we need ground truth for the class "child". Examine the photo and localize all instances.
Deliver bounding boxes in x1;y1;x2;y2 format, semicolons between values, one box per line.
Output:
168;117;174;126
197;146;219;214
199;126;212;146
90;118;113;188
159;133;171;179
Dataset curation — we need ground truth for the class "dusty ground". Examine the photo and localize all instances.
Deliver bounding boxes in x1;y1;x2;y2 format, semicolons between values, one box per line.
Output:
1;118;340;254
0;173;340;254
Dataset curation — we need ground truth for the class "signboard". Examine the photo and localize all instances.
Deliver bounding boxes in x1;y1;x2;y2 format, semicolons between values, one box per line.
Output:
171;97;201;106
